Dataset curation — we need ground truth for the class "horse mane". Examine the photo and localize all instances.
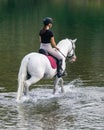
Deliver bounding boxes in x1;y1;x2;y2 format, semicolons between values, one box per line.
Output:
57;38;69;46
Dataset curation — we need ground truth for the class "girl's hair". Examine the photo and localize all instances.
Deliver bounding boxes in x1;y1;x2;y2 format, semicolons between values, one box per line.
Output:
40;27;46;35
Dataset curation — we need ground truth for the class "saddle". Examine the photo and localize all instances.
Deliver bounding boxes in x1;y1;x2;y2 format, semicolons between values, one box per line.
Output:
39;49;57;69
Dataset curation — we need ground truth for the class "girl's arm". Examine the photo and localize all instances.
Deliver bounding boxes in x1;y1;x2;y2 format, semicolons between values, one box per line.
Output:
50;37;59;50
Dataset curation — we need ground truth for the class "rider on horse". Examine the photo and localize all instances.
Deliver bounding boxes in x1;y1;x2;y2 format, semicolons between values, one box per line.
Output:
39;17;63;78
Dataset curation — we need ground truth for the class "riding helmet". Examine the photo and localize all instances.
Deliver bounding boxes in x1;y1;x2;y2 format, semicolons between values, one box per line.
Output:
43;17;53;25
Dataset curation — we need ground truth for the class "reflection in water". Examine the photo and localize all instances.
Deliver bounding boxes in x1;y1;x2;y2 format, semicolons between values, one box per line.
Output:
17;100;60;130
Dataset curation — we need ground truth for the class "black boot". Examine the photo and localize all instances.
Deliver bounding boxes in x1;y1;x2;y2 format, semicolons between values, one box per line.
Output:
57;59;63;78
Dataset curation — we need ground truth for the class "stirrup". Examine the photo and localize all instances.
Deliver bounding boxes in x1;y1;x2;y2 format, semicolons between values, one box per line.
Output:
57;70;63;78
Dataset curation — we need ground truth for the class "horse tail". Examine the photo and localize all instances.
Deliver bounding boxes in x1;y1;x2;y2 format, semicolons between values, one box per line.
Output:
16;56;28;101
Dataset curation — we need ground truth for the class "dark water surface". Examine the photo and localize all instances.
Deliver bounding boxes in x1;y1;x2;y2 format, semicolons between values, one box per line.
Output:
0;0;104;129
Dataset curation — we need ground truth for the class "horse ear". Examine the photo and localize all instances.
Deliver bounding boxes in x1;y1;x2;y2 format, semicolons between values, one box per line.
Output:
72;39;77;44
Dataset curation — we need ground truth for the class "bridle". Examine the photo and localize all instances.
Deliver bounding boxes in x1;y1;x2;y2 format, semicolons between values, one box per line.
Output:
67;41;75;59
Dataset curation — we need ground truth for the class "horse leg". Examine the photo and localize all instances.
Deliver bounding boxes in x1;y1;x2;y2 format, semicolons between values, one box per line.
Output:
24;76;42;96
53;77;64;94
59;78;64;93
53;76;60;94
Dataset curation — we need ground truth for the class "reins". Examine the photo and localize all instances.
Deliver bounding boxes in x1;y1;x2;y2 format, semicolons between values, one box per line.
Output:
58;49;66;58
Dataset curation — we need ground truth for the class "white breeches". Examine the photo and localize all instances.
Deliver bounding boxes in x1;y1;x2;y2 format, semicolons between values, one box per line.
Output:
40;43;62;60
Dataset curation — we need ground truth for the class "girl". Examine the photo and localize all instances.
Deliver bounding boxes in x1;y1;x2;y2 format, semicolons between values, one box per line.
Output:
39;17;63;78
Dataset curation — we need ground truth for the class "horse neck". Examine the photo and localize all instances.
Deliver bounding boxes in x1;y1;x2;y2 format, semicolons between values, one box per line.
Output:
57;39;70;57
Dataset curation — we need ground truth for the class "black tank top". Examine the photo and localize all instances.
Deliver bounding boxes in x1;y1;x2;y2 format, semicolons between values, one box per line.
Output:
39;29;53;43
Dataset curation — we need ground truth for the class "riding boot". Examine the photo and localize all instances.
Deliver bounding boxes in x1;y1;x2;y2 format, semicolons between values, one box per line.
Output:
57;59;63;78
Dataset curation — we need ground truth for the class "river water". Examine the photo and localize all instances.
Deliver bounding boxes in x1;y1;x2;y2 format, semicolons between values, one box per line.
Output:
0;0;104;130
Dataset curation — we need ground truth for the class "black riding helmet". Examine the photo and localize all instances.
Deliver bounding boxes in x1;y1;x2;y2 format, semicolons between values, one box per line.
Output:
43;17;53;25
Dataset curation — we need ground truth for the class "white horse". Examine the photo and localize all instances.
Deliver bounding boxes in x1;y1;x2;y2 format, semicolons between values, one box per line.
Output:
16;38;77;101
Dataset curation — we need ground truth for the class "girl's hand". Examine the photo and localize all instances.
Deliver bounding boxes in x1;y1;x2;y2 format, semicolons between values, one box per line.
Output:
55;47;60;51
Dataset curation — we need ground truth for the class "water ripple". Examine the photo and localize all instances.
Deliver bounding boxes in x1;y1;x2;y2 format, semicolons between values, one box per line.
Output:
0;80;104;129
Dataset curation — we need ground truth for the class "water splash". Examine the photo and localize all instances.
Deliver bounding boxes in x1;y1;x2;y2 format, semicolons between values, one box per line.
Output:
17;79;83;104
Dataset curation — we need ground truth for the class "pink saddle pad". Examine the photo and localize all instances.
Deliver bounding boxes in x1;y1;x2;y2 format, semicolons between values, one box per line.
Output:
46;56;57;69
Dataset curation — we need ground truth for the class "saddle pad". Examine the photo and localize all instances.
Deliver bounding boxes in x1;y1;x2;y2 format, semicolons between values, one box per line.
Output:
46;56;57;69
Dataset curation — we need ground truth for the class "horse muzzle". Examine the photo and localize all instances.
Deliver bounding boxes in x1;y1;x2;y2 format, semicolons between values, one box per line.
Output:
69;55;76;63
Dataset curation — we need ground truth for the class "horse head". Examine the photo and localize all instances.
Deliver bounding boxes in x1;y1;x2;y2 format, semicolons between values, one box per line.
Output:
57;38;77;62
67;39;77;63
